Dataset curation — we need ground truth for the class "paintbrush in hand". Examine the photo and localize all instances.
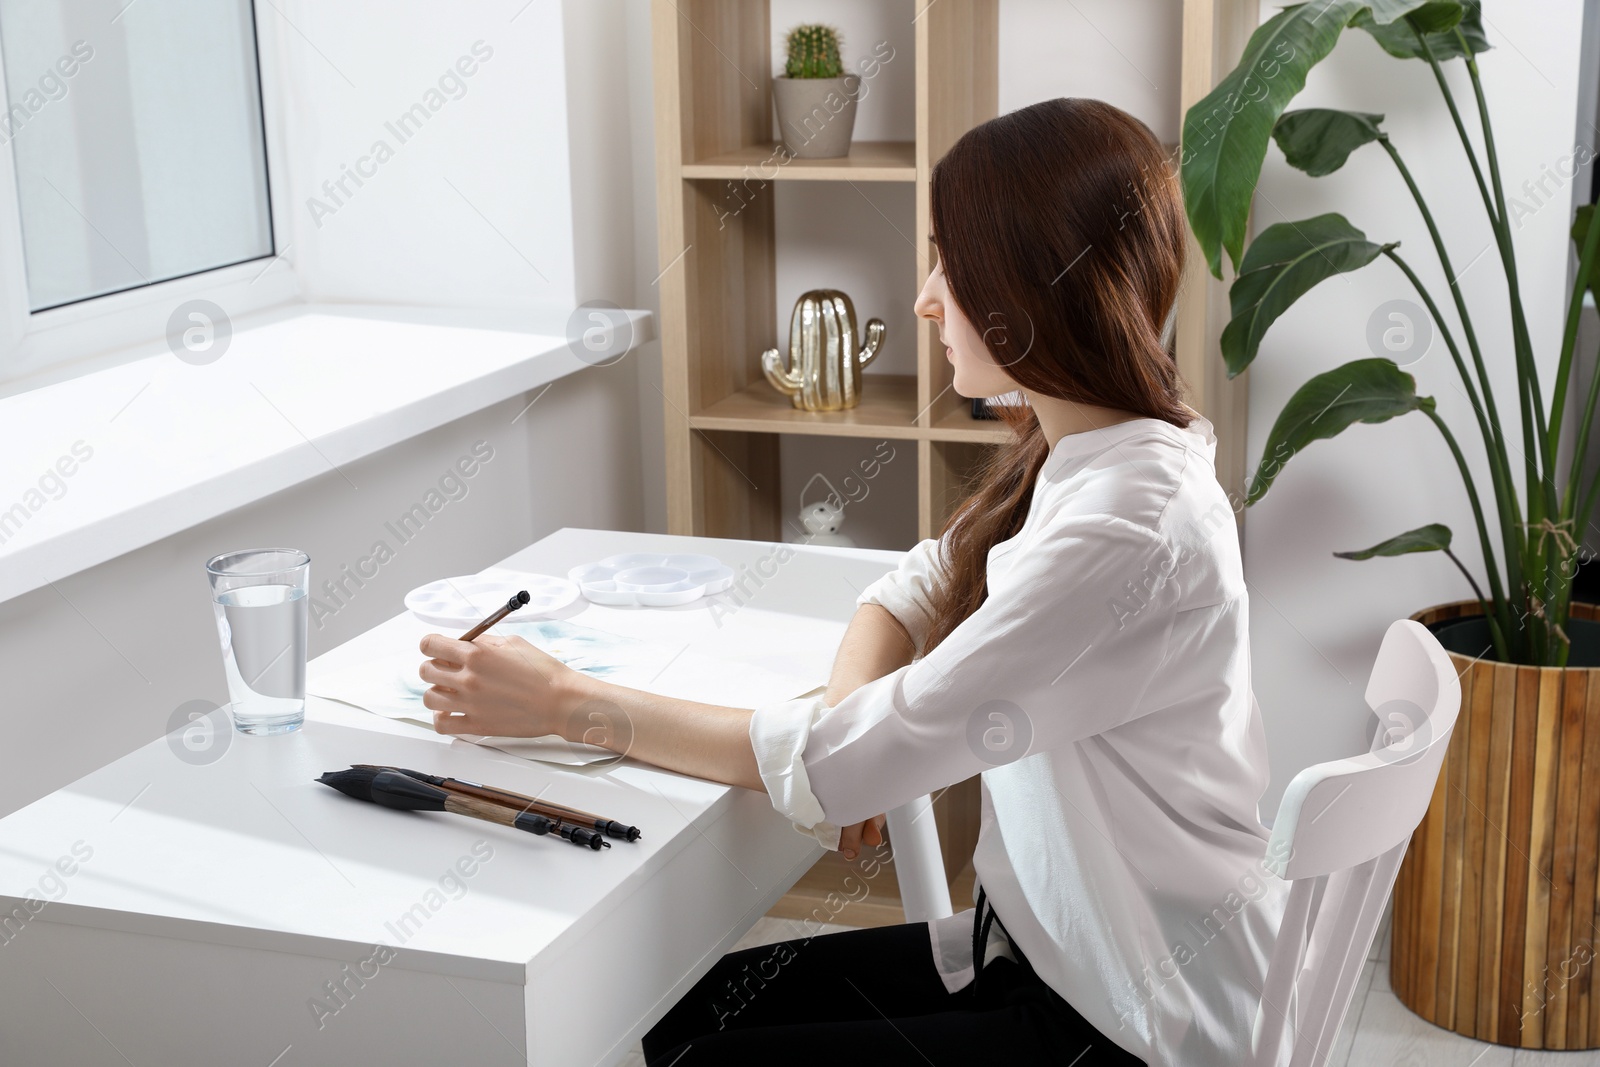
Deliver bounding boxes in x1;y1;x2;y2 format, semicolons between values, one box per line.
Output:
460;590;530;642
316;768;607;849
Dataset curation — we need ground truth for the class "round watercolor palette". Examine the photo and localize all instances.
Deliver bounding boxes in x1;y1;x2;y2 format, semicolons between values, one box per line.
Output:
568;553;734;607
404;572;580;628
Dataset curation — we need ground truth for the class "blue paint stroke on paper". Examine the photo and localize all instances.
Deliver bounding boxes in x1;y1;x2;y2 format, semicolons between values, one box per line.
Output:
499;619;643;677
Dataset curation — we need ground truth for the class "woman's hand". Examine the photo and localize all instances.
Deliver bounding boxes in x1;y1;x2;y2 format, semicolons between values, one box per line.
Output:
838;814;886;861
418;633;580;738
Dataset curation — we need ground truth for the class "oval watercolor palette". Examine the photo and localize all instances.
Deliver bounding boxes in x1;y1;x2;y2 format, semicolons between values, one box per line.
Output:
568;552;734;607
404;571;580;628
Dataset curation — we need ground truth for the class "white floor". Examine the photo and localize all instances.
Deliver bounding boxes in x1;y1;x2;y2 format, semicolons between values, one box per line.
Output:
1326;905;1600;1066
622;910;1600;1065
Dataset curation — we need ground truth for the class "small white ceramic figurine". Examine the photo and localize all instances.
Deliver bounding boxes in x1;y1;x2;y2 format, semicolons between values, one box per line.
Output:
799;499;855;547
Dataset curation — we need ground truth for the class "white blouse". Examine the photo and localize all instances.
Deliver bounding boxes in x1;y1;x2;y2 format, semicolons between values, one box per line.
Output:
750;413;1287;1066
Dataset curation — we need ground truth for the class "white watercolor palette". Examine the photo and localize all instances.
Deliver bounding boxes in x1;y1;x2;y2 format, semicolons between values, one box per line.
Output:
568;553;735;607
404;569;580;628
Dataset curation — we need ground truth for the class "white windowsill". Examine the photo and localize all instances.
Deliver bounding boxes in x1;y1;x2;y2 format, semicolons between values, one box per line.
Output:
0;304;653;605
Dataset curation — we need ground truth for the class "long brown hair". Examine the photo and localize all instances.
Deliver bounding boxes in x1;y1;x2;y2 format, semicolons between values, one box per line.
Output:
923;98;1192;652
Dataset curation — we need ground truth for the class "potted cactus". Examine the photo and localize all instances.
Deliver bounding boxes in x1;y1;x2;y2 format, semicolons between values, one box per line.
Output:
1179;0;1600;1048
773;24;858;159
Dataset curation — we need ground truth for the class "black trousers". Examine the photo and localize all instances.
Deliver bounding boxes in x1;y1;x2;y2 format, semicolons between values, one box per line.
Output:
642;920;1146;1065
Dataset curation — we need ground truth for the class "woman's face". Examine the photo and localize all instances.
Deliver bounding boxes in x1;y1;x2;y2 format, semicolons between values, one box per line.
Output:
914;253;1020;399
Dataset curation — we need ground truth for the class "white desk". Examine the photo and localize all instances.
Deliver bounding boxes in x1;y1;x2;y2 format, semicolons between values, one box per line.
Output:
0;528;902;1066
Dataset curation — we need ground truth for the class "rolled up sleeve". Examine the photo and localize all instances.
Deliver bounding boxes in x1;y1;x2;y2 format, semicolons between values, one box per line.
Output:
855;537;946;656
749;693;841;849
756;515;1186;833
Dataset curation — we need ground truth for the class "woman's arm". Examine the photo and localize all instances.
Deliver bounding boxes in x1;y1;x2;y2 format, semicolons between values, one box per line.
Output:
825;604;917;706
417;604;918;790
418;631;764;787
820;605;917;855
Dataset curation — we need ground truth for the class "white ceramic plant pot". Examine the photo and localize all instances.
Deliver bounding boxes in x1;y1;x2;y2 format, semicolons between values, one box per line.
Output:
772;75;859;159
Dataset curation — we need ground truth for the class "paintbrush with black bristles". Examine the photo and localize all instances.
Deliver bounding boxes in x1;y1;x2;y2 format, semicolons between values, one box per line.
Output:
316;768;607;849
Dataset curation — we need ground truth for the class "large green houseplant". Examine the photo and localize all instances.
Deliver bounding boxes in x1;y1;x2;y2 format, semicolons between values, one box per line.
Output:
1180;1;1600;1047
1181;0;1598;669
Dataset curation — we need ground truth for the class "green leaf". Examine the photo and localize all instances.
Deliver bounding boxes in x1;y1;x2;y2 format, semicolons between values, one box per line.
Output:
1334;522;1453;559
1222;214;1395;377
1361;0;1463;32
1247;358;1434;503
1180;0;1444;278
1273;109;1387;176
1352;0;1487;59
1575;205;1600;309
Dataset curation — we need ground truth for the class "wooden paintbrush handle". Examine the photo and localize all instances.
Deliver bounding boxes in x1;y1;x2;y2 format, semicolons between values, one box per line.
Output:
440;780;591;822
443;794;518;826
435;779;638;842
441;794;602;845
459;591;530;642
351;765;602;823
458;609;509;643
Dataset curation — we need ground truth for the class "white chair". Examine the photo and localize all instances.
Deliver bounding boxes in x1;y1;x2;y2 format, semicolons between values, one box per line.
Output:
885;794;953;922
1250;618;1463;1066
884;619;1460;1064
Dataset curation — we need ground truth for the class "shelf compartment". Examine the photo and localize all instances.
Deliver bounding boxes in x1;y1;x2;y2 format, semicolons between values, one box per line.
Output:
691;374;924;439
687;428;780;541
929;401;1011;444
682;141;917;182
775;434;918;550
922;438;994;540
926;376;1012;443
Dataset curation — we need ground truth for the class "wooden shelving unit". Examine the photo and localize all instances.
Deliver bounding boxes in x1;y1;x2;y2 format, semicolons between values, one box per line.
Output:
651;0;1258;912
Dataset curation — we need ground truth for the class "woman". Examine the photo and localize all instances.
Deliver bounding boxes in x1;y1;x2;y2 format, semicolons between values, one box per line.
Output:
418;98;1285;1066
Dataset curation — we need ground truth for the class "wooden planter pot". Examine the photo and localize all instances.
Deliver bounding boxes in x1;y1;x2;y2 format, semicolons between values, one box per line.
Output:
1393;600;1600;1048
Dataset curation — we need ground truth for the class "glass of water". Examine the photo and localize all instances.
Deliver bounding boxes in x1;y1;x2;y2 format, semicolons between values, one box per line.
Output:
205;548;309;735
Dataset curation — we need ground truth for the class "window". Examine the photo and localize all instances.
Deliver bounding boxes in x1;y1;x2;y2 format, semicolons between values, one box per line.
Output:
0;0;273;312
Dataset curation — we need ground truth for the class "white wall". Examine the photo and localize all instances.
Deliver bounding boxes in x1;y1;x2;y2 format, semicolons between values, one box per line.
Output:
277;1;578;312
999;0;1182;145
1245;1;1591;811
1569;0;1600;559
0;0;658;816
617;0;669;536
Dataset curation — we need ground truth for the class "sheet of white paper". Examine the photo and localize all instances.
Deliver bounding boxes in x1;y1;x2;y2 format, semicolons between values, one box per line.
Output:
309;670;616;767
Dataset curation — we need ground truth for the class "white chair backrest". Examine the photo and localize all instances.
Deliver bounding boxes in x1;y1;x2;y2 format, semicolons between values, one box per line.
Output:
885;794;953;922
1251;619;1462;1067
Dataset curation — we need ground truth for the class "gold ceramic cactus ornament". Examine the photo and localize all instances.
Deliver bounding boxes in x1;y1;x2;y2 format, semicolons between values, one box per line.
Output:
761;289;885;412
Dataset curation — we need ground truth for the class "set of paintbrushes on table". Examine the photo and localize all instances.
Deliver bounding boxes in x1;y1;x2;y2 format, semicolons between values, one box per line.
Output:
317;765;640;851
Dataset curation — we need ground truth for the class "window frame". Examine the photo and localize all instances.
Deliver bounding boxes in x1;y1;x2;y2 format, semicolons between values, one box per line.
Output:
0;0;296;393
